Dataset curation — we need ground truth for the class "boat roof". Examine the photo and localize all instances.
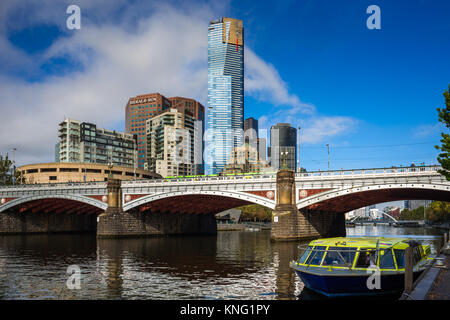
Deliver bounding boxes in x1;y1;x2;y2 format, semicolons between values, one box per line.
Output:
308;237;411;249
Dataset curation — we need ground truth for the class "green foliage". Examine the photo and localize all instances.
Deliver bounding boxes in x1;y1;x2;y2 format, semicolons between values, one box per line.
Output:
426;201;450;222
435;84;450;180
237;204;272;221
399;206;426;221
0;154;24;185
399;201;450;222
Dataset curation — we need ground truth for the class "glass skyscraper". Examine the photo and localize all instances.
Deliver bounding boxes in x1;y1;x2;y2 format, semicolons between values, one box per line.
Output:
207;17;244;174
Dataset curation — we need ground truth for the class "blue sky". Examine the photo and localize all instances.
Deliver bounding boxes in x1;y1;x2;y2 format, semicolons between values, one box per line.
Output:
0;0;449;174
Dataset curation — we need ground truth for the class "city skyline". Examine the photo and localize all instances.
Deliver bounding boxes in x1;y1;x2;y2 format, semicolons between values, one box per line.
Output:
0;0;448;173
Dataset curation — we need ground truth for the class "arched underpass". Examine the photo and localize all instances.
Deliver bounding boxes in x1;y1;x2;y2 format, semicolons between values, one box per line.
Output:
299;187;450;214
130;194;256;215
0;198;102;234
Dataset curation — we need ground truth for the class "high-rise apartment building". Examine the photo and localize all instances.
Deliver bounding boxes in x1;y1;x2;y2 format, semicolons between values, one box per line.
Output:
169;97;205;174
268;123;297;171
125;93;205;169
207;17;244;174
146;108;199;177
58;118;137;168
125;93;171;168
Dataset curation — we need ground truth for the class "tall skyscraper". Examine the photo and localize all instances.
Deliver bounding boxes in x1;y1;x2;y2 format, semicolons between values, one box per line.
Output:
207;17;244;174
268;123;297;171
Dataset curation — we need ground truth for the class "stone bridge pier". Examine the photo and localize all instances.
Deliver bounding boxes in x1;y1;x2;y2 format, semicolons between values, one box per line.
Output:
97;179;217;238
270;168;345;241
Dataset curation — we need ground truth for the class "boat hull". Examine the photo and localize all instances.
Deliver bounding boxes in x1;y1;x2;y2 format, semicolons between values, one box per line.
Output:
295;269;423;297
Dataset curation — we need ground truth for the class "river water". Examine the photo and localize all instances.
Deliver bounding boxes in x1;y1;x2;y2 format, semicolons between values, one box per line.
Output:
0;226;446;300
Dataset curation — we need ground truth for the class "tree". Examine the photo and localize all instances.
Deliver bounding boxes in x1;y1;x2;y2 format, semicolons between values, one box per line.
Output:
0;154;24;185
435;84;450;180
426;201;450;222
399;207;425;221
237;204;272;221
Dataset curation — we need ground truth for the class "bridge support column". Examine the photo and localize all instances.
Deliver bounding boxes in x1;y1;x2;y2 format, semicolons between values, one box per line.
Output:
97;178;129;238
271;168;346;241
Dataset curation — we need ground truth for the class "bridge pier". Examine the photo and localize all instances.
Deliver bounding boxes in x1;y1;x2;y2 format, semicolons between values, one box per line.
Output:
271;168;346;241
97;179;217;238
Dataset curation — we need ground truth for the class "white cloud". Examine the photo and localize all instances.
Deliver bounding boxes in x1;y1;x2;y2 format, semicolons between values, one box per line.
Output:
0;2;213;165
0;0;358;166
413;123;443;137
300;116;358;144
245;47;315;114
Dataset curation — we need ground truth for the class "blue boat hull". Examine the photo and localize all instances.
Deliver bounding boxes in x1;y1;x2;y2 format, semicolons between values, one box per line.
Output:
295;270;423;297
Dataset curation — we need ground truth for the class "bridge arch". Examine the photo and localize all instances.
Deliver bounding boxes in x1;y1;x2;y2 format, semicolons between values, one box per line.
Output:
0;194;107;213
297;183;450;213
123;190;276;214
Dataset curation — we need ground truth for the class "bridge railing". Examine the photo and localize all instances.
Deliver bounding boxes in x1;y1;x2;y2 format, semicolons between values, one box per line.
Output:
0;180;107;190
121;174;277;186
295;165;441;179
0;165;442;189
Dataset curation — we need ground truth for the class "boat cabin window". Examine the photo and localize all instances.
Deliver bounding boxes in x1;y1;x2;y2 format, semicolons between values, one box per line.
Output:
413;247;422;264
394;249;405;268
378;249;396;269
305;246;326;265
355;249;377;268
322;247;357;267
298;246;313;264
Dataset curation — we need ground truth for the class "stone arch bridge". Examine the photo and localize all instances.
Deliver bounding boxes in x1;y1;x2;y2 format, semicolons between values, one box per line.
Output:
0;165;448;240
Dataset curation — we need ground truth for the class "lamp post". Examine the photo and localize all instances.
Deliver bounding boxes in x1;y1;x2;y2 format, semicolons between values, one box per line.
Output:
297;126;301;173
325;144;330;172
12;148;16;186
281;151;288;169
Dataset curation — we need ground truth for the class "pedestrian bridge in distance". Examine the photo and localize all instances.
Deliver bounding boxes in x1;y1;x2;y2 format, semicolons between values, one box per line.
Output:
0;165;448;239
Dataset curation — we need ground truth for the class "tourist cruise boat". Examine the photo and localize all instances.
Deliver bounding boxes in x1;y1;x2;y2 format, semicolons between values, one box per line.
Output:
290;237;433;297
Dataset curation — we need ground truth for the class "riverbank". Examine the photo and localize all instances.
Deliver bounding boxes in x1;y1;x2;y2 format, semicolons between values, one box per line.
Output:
217;222;271;231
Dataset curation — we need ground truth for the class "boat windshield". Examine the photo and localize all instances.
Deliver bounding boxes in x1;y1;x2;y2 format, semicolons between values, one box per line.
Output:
298;246;313;264
322;247;357;267
305;246;327;265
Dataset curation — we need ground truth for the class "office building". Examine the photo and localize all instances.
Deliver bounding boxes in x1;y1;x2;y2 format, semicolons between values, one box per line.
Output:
268;123;297;171
125;93;205;170
58;118;137;168
207;17;244;174
244;117;258;144
404;200;432;210
125;93;171;168
223;142;271;174
257;137;267;161
146;108;200;177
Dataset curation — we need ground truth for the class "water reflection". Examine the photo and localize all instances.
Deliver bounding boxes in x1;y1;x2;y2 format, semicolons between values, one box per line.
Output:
0;226;446;300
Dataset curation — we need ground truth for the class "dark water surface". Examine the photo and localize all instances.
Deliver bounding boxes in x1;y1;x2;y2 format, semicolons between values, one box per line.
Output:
0;226;446;300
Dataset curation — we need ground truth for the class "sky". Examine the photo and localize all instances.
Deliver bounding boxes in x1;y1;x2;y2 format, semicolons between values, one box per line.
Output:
0;0;449;179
